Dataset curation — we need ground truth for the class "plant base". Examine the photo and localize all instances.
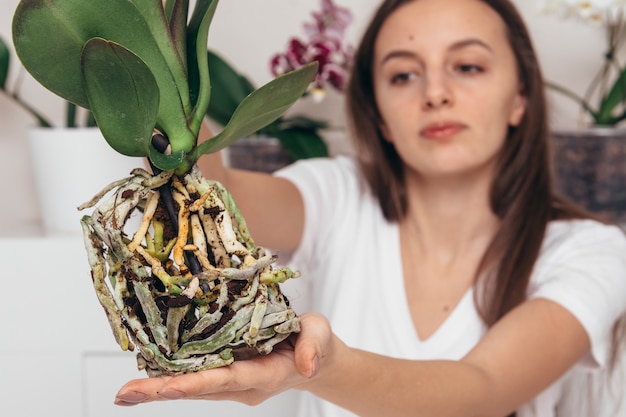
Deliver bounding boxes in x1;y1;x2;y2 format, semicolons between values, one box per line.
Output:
80;166;300;376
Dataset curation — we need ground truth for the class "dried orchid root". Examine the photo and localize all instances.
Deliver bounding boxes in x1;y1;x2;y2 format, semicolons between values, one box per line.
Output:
79;165;300;377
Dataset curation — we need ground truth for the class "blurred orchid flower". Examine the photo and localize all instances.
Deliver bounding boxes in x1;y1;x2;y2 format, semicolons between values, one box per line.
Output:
270;0;353;98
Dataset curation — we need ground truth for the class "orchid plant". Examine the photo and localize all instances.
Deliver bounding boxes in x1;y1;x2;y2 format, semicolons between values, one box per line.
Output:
0;35;94;127
539;0;626;126
270;0;354;99
12;0;316;376
206;0;353;161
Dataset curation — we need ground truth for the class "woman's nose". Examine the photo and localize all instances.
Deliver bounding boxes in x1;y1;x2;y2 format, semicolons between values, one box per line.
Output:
423;74;452;110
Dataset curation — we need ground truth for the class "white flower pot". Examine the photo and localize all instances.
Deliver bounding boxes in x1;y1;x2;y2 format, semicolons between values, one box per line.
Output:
28;127;142;236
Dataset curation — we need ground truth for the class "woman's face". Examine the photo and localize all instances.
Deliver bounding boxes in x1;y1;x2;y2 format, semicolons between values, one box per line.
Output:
373;0;526;181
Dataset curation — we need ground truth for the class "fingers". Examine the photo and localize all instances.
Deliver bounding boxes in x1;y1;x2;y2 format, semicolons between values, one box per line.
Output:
114;312;334;406
115;376;173;406
115;366;241;405
294;313;332;379
115;353;292;406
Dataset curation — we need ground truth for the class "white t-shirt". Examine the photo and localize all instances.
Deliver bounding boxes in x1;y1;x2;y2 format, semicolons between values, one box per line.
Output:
275;156;626;417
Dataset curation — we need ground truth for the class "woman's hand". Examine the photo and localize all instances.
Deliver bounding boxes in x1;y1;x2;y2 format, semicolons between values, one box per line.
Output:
114;313;332;406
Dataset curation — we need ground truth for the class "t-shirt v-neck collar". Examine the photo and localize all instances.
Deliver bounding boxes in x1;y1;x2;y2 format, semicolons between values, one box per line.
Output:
388;222;479;349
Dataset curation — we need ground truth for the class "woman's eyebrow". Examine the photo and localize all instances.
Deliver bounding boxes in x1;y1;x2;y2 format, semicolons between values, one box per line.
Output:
379;37;494;66
449;38;494;53
379;49;419;66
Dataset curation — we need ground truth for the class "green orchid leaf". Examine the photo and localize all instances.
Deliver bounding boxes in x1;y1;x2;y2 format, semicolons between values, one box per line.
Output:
607;109;626;127
0;35;51;127
82;38;159;158
148;147;186;171
167;0;189;70
597;67;626;125
206;50;256;127
0;36;9;90
12;0;191;148
192;62;318;158
187;0;216;108
187;0;219;135
66;102;77;128
273;128;329;160
163;0;176;20
277;115;329;131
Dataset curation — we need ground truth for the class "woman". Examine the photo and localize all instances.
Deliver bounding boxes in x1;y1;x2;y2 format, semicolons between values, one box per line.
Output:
115;0;626;415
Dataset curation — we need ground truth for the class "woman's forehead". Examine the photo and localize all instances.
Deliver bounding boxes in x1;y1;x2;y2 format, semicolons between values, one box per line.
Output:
375;0;509;55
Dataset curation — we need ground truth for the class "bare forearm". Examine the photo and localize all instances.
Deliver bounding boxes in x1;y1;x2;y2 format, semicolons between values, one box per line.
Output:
195;122;304;250
303;338;504;417
302;299;592;417
196;122;228;184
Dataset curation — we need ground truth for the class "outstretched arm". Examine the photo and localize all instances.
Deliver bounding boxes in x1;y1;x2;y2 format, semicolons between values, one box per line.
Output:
306;298;589;417
196;121;305;252
116;298;590;417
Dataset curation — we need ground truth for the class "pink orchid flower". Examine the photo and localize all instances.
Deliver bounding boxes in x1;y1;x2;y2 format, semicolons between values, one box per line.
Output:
270;0;353;97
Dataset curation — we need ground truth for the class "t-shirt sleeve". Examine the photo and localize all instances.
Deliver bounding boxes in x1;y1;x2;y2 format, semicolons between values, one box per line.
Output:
529;221;626;368
273;156;362;273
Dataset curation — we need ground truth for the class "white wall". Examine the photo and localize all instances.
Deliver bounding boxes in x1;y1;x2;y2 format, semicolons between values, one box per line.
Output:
0;0;609;236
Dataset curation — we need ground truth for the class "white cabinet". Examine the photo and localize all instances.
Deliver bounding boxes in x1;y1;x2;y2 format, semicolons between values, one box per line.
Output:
0;238;298;417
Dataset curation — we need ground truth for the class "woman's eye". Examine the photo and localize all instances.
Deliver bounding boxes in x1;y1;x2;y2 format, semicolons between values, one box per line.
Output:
455;64;483;74
390;72;416;84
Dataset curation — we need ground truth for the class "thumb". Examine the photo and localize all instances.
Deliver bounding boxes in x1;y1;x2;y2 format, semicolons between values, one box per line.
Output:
293;313;331;379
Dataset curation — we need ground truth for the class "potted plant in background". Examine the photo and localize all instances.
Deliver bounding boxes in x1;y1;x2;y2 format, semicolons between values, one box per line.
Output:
207;0;353;172
1;35;138;236
539;1;626;223
12;0;316;376
1;35;95;128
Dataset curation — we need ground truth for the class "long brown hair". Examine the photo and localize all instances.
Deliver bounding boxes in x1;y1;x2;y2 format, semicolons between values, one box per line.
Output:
346;0;592;325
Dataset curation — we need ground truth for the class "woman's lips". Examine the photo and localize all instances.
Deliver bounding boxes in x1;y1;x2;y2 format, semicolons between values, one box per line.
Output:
420;122;466;140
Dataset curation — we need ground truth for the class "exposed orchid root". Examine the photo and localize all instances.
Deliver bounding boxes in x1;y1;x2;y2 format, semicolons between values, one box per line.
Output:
79;165;300;377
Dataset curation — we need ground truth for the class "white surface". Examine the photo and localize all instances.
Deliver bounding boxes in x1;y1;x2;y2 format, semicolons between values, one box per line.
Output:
0;237;298;417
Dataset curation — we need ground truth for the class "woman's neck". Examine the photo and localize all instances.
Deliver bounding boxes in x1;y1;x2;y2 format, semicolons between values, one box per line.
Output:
400;171;500;266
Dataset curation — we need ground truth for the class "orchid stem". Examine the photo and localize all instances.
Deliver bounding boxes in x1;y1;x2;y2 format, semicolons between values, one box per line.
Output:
151;134;202;274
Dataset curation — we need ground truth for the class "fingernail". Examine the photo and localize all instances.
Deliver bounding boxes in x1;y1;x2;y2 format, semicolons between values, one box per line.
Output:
158;388;186;400
115;391;148;403
309;354;320;378
114;398;138;407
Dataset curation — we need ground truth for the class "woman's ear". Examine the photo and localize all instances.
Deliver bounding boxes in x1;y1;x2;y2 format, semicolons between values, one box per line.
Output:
379;122;392;142
508;91;527;127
